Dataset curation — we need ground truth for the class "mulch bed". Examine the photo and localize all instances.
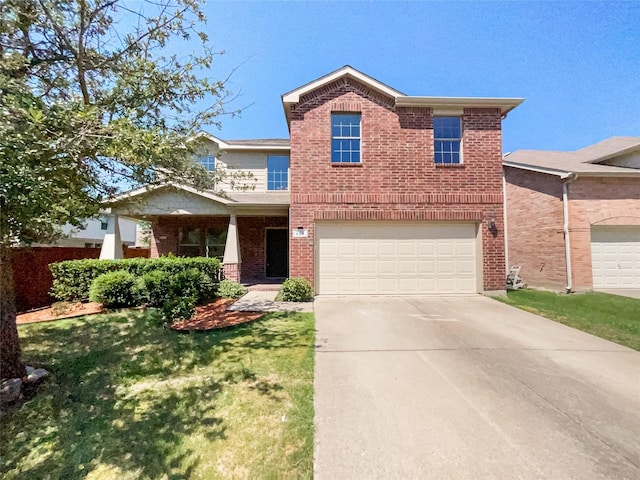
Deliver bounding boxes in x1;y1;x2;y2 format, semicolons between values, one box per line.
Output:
171;299;263;331
17;302;105;324
16;299;261;332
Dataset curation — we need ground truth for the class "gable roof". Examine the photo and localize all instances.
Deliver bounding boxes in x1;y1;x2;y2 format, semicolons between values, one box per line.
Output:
281;65;523;127
193;132;290;151
503;137;640;177
281;65;405;105
106;183;290;208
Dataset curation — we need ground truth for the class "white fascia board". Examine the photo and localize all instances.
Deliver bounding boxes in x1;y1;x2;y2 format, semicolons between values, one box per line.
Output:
189;132;290;152
220;144;290;152
397;96;524;116
502;161;569;177
504;161;640;178
281;65;404;104
583;144;640;164
106;182;230;205
574;171;640;177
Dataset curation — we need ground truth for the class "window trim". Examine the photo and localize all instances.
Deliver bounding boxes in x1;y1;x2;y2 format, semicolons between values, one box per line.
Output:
266;155;290;191
433;116;463;165
331;113;362;164
199;154;216;171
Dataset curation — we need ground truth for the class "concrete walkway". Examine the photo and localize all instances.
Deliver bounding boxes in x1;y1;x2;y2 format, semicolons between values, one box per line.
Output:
227;290;313;313
314;295;640;479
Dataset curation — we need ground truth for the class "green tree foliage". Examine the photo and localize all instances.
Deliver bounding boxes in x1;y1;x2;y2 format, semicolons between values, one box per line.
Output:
0;0;238;379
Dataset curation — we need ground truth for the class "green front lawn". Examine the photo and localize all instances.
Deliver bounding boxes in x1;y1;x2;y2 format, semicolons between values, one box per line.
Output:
1;310;315;479
497;290;640;351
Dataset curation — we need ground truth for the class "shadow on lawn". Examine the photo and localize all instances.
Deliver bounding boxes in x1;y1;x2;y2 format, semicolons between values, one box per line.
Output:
1;309;305;479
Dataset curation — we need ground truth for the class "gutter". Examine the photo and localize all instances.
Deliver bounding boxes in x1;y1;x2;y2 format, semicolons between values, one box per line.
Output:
562;173;578;292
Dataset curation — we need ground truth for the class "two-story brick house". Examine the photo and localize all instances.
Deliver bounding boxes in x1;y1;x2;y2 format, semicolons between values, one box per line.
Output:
110;66;523;295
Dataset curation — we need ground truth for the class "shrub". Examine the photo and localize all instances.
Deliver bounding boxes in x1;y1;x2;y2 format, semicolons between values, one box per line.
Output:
138;270;171;307
217;279;247;299
169;268;215;303
89;271;140;308
161;295;196;323
50;256;221;302
281;277;313;302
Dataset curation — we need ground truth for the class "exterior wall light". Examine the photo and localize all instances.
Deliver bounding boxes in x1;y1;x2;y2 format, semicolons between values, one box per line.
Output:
487;214;497;232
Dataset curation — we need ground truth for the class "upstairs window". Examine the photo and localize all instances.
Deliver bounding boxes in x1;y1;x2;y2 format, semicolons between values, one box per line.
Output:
199;154;216;171
331;113;361;163
434;117;462;164
267;155;289;190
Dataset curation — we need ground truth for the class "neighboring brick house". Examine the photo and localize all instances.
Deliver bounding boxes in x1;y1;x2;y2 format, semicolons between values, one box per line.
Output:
110;66;523;294
504;137;640;291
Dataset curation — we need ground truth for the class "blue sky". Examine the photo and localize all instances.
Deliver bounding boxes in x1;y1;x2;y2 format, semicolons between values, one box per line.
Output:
199;1;639;153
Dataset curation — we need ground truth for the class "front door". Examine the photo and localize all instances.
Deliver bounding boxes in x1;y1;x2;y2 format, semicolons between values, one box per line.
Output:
266;229;288;278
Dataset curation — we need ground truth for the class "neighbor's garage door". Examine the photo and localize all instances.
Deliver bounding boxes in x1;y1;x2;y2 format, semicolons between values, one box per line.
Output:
316;222;478;295
591;226;640;289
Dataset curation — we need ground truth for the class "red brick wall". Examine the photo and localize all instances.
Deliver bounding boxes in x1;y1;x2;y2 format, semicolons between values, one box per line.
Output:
12;246;149;312
504;167;567;290
150;215;288;282
504;171;640;291
568;177;640;289
289;78;506;291
237;216;288;282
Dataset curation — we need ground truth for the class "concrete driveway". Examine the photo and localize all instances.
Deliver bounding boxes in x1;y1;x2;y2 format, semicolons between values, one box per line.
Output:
314;296;640;479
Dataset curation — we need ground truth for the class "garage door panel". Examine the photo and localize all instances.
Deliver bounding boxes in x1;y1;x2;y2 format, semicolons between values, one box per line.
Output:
379;242;397;256
339;261;357;274
417;242;436;255
398;261;417;274
317;223;478;295
418;260;436;274
591;226;640;289
358;260;377;274
358;241;376;256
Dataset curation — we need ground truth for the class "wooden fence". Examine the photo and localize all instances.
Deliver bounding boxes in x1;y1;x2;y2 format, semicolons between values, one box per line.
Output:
13;246;149;312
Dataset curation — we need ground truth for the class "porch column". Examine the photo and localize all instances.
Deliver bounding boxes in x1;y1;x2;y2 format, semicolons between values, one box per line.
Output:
99;215;124;260
222;214;241;281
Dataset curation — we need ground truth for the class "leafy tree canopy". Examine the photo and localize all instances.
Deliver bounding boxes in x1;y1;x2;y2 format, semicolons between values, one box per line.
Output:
0;0;241;381
0;0;237;245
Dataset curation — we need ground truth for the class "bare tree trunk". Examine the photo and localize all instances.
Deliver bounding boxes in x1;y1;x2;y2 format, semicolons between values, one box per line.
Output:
1;243;25;380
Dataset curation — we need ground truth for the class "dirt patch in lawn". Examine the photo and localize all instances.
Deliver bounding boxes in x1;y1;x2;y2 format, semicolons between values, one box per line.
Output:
171;299;263;332
17;302;105;324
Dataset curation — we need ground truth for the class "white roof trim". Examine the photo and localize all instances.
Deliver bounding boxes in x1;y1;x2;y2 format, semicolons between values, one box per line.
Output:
584;143;640;164
503;161;640;178
397;97;524;116
107;182;231;205
192;132;289;152
503;161;569;178
281;65;404;104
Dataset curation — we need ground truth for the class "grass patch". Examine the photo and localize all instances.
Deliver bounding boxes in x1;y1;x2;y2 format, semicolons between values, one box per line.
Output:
2;309;315;479
497;290;640;350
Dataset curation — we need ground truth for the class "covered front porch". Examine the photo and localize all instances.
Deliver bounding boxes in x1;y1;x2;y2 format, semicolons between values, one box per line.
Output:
107;184;290;283
150;214;288;282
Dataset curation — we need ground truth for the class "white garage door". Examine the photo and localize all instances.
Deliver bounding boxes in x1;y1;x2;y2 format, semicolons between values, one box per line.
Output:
591;226;640;289
316;222;478;295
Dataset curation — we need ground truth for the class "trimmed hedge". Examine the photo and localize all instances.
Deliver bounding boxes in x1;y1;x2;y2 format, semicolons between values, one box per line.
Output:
281;277;313;302
50;256;221;302
89;271;140;308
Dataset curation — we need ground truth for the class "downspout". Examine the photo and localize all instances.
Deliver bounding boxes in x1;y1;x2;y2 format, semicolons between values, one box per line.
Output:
562;173;578;293
502;169;509;274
